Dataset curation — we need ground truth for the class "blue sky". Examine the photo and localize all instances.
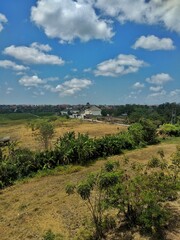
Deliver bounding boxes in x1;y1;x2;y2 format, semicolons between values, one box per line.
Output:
0;0;179;105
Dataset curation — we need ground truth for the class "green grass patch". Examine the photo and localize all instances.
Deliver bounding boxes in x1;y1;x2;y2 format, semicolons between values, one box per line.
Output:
160;136;180;144
0;113;62;126
16;165;83;185
0;113;39;125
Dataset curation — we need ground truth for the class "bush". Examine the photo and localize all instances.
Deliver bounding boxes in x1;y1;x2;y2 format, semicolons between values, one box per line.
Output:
148;156;161;168
66;163;121;239
139;118;158;144
43;230;56;240
0;147;37;187
66;150;180;237
138;201;169;232
128;123;146;147
55;131;135;166
159;124;180;137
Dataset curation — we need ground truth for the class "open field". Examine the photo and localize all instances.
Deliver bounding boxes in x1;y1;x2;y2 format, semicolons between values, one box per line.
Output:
0;116;127;150
0;141;179;240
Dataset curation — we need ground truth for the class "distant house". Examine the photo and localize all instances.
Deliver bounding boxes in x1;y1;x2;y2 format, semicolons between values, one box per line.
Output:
84;106;102;116
60;110;69;116
61;109;81;118
71;110;80;115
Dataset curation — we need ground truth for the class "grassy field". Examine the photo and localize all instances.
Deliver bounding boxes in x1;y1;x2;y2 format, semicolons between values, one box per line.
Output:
0;113;40;124
0;115;127;150
0;141;179;240
0;114;179;239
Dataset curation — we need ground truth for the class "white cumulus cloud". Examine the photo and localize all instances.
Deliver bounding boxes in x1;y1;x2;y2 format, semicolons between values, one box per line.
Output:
132;35;175;51
146;73;172;85
19;75;44;87
0;13;7;32
3;43;64;65
54;78;92;96
133;82;145;89
95;0;180;33
94;54;147;77
148;90;167;98
0;60;28;71
170;89;180;97
150;86;163;92
30;42;52;52
31;0;114;43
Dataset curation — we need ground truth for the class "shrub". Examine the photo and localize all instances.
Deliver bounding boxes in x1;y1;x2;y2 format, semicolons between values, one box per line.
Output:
138;201;169;233
102;215;116;232
0;147;37;187
66;163;121;239
128;123;146;147
43;230;56;240
66;151;180;237
139;118;158;144
148;156;161;168
55;132;97;165
33;121;55;150
159;124;180;137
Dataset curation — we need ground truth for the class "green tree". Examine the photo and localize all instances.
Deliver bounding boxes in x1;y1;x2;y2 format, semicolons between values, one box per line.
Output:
128;123;146;146
66;163;120;239
139;118;158;144
35;121;55;150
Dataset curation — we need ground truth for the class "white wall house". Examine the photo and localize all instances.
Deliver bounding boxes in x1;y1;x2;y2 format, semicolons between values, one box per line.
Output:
61;110;69;116
84;106;102;116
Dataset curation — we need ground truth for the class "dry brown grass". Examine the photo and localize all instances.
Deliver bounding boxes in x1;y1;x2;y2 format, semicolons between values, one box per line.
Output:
0;120;126;150
0;142;179;240
109;142;178;164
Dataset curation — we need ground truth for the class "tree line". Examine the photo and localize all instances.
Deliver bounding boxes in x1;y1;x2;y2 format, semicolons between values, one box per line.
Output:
101;102;180;124
0;102;179;125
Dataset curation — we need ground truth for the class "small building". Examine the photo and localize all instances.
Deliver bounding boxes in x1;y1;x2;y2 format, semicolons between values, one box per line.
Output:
64;109;80;118
69;113;79;119
60;110;69;116
84;106;102;116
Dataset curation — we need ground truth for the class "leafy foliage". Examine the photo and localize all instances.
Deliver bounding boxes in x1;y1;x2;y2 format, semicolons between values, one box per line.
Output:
66;164;120;239
159;123;180;137
0;120;169;189
32;121;55;150
128;123;146;146
139;118;158;144
43;230;56;240
66;149;180;237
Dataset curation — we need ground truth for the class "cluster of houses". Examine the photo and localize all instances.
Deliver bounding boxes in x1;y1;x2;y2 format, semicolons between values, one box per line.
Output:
61;105;102;119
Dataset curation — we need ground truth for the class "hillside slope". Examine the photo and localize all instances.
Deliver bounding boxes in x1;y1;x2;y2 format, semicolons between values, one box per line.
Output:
0;142;179;240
